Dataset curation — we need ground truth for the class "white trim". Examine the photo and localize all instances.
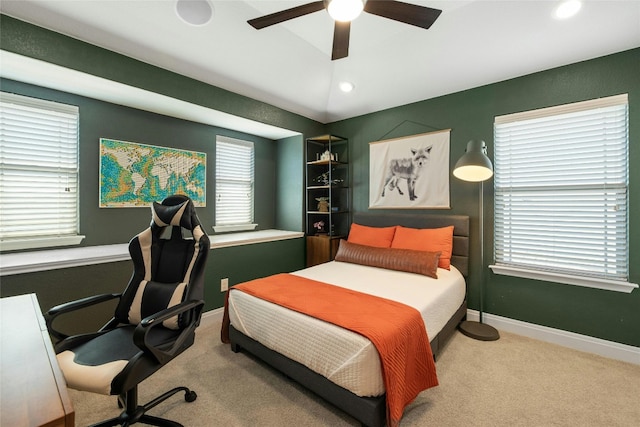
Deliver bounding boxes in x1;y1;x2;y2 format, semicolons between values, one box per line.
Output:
490;264;638;294
213;224;258;233
0;235;86;252
494;93;628;124
0;243;129;276
201;307;224;327
209;229;303;249
0;229;303;276
467;309;640;365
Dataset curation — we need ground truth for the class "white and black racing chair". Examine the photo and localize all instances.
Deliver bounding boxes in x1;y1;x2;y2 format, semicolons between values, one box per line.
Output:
45;195;210;427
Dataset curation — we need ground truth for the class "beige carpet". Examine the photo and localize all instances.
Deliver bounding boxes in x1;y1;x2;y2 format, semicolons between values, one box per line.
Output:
70;312;640;426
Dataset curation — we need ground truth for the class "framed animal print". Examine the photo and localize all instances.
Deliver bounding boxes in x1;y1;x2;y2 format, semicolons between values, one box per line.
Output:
369;129;450;209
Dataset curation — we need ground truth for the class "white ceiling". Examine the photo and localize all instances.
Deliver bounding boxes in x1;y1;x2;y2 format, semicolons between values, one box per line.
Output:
1;0;639;125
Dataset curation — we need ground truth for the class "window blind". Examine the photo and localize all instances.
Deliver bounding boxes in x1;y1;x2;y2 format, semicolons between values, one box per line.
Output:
215;136;255;227
493;94;629;282
0;92;80;245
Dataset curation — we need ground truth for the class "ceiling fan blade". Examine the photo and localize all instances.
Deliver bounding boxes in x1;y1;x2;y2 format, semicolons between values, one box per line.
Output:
364;0;442;29
332;21;351;60
248;1;325;29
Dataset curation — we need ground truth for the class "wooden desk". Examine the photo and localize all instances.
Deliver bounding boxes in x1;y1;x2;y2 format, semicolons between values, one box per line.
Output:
1;294;74;427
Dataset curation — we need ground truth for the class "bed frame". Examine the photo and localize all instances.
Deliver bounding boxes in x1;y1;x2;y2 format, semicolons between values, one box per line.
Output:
229;213;470;427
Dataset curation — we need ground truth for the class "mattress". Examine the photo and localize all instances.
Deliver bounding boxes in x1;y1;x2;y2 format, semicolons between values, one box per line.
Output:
227;261;465;397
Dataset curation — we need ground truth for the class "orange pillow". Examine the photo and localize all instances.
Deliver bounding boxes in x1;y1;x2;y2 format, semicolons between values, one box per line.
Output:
347;223;396;248
391;225;454;270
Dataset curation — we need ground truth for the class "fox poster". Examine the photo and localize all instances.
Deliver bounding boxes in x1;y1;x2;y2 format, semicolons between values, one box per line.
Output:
369;130;450;209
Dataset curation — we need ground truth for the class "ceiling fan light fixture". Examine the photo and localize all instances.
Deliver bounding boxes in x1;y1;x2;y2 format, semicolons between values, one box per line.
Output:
326;0;365;22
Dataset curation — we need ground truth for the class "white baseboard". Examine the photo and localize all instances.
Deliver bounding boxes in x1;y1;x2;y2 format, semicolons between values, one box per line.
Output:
468;310;640;365
201;307;224;327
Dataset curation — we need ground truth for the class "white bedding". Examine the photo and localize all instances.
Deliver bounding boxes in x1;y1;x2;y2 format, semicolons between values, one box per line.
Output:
227;261;465;397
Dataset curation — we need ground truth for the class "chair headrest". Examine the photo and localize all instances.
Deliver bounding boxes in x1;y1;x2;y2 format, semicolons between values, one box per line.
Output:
151;195;198;230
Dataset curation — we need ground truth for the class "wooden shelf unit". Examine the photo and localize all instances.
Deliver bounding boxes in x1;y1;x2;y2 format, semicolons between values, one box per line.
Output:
305;134;349;266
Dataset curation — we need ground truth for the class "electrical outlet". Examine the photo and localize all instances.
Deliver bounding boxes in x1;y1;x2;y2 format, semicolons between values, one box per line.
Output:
220;278;229;292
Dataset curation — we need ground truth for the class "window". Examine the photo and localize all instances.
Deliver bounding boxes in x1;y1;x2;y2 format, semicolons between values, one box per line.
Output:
214;136;256;232
491;94;637;293
0;92;83;251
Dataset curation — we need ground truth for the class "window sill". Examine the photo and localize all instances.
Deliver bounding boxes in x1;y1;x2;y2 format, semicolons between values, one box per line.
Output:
213;224;258;233
489;264;638;294
0;235;86;252
0;229;303;276
209;229;303;249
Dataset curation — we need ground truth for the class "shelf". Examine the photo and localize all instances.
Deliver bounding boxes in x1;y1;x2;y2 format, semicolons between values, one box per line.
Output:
307;134;346;143
307;160;347;166
307;210;348;215
307;211;349;215
307;185;349;190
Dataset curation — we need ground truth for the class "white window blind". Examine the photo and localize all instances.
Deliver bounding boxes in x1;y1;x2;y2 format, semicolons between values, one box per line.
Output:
0;92;82;250
493;94;630;286
215;136;256;231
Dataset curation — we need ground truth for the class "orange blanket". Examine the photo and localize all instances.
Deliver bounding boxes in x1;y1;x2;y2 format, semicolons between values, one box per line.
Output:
221;273;438;426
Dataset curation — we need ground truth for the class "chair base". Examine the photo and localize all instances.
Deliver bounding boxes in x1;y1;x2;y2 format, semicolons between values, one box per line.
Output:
91;386;197;427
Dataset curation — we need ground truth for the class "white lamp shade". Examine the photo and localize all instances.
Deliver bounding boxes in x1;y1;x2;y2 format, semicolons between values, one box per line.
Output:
326;0;365;22
453;140;494;182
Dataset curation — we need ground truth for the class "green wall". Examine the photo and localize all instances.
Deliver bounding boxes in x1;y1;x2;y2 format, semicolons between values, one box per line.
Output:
0;15;315;322
1;262;132;335
0;238;305;334
327;48;640;347
1;14;638;347
207;238;306;310
276;135;306;231
0;78;282;245
0;14;325;233
0;76;307;323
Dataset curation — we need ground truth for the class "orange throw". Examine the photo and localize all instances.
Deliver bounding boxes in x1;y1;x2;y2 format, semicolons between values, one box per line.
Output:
222;273;438;426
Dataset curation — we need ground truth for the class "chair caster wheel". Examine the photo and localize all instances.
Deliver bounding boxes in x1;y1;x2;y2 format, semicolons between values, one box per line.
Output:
185;390;197;402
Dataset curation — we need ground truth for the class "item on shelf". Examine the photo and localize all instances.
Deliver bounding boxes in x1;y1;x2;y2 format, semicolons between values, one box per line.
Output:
314;170;343;186
316;197;330;212
313;220;326;235
320;149;334;161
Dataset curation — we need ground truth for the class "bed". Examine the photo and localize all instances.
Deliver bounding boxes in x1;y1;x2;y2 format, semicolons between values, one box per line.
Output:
222;213;469;427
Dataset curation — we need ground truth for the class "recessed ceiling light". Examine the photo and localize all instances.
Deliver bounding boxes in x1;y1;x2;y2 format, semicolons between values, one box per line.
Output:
339;81;355;93
554;0;582;20
176;0;213;26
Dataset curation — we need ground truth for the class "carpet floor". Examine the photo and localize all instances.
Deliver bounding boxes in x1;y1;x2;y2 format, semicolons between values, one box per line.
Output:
69;312;640;426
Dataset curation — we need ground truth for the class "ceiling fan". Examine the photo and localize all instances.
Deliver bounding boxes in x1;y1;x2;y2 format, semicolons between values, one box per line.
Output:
248;0;442;60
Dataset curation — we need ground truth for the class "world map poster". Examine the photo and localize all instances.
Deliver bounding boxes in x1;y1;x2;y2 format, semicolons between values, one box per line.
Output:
99;138;206;207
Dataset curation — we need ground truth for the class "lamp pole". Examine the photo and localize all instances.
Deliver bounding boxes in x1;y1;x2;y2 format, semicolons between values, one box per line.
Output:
454;140;500;341
479;179;485;324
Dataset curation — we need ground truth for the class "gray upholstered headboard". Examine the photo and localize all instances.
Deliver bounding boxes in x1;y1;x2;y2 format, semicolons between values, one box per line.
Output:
351;212;470;277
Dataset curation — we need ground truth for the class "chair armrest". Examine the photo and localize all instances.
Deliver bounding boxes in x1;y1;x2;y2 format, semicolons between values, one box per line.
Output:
45;293;121;342
133;299;205;364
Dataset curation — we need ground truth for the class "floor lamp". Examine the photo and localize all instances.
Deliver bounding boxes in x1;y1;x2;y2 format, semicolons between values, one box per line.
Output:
453;140;500;341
